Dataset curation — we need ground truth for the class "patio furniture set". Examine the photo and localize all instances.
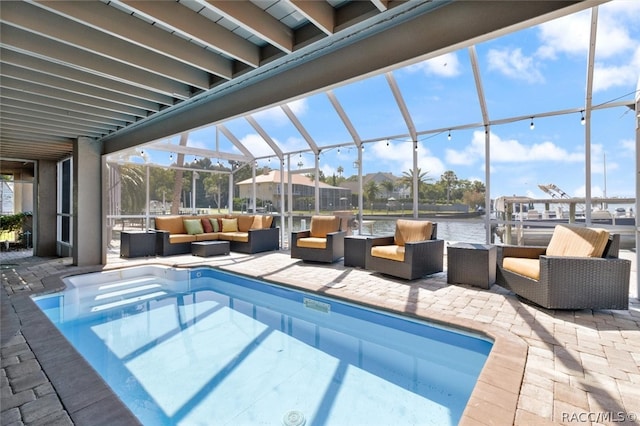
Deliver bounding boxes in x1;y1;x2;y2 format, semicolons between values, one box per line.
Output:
121;214;632;310
120;213;279;258
290;215;632;311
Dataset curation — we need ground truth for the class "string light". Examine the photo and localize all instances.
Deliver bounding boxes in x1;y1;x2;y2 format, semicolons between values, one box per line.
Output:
386;139;389;147
447;130;451;141
414;141;418;150
580;110;586;125
529;117;535;130
169;153;174;161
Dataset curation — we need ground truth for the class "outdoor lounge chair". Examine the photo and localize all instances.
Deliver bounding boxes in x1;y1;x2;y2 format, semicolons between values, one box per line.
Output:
291;215;345;263
365;219;443;280
496;224;631;310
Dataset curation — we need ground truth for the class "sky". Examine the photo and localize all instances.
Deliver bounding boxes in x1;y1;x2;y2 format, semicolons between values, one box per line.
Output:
136;1;640;203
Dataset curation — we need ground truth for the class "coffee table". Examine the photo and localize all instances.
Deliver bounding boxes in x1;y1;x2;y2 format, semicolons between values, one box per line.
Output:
191;241;230;257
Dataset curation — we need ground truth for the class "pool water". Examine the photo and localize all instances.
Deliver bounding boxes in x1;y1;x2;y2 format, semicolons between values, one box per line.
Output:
34;266;492;425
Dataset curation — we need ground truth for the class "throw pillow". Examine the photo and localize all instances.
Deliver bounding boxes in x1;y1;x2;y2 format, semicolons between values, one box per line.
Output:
201;218;213;233
209;218;220;232
221;218;238;232
184;219;204;235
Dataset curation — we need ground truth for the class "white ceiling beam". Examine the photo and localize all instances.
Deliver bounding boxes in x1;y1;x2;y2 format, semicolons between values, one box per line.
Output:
289;0;335;36
245;115;284;158
1;2;210;90
217;125;256;160
370;0;389;13
203;1;294;53
0;99;129;128
0;48;174;106
385;72;416;142
1;76;150;118
468;46;490;125
0;117;105;138
1;63;159;112
0;105;119;133
119;0;260;68
326;90;362;147
281;104;319;154
0;88;138;123
0;27;192;99
145;141;249;163
33;0;233;80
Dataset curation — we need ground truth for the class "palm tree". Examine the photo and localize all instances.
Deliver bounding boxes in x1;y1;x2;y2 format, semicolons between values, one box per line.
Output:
337;165;344;178
400;168;431;199
364;180;379;212
441;170;458;203
381;180;394;198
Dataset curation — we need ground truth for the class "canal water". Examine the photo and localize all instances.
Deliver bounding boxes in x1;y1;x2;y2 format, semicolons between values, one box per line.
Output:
282;216;491;246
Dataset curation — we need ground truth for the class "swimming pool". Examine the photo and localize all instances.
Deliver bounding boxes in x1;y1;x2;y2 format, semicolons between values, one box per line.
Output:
33;265;493;425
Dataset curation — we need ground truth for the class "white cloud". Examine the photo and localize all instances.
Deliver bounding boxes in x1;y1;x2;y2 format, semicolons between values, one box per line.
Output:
536;10;591;59
593;46;640;92
536;2;640;92
369;140;445;177
620;138;635;153
487;48;544;83
239;133;277;157
407;52;461;77
252;98;309;125
446;130;584;165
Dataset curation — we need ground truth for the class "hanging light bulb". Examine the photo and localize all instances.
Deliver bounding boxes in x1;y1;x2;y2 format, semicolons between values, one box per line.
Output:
447;130;451;141
529;118;535;130
337;147;341;154
386;139;389;147
414;141;418;150
580;110;586;125
169;153;174;161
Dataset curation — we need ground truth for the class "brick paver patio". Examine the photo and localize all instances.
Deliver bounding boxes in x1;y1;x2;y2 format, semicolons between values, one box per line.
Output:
2;247;638;425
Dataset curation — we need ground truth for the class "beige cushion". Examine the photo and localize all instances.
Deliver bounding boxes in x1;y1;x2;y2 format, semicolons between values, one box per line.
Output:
252;215;273;229
371;245;405;262
394;220;432;246
546;225;609;258
221;218;239;232
310;216;340;238
503;257;540;280
297;237;327;249
237;215;255;232
195;233;220;241
231;232;249;242
155;216;186;234
168;234;196;243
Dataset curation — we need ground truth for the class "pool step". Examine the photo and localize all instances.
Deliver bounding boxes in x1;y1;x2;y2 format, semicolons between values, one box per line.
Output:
79;276;171;313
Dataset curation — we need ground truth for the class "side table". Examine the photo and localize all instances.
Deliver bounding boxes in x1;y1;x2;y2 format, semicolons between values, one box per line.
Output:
447;243;496;289
120;231;156;258
344;235;370;268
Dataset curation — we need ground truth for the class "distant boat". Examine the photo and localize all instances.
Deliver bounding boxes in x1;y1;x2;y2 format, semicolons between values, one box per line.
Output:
493;195;635;249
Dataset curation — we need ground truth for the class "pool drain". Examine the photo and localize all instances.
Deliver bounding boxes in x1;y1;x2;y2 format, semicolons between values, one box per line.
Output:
282;410;305;426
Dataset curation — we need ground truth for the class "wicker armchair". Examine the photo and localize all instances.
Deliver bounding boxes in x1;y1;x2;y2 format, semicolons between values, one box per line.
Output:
291;215;345;263
365;220;443;280
496;226;631;310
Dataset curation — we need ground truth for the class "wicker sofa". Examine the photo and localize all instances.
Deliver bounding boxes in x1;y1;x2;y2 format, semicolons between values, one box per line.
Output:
496;225;631;310
154;214;279;256
365;220;443;280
